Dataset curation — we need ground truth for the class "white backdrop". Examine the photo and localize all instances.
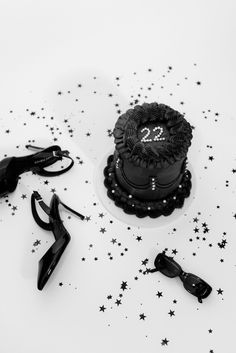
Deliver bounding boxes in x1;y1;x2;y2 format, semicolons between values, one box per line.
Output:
0;1;236;352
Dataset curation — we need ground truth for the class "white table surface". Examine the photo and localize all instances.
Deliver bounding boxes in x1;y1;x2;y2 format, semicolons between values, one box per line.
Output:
0;1;236;352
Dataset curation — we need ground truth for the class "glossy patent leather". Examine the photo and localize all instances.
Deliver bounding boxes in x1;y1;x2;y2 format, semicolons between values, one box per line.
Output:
0;145;74;198
31;191;84;290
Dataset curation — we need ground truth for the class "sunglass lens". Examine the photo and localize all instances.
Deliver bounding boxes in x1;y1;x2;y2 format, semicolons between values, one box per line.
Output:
154;253;182;278
183;273;212;301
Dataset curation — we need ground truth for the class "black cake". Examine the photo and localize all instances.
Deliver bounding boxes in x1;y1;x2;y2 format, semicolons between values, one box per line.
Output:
104;102;193;218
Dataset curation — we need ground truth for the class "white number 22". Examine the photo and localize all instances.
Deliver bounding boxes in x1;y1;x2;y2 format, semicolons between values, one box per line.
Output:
140;126;165;143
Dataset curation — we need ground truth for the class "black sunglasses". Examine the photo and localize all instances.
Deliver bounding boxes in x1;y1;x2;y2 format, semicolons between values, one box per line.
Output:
31;191;84;290
148;252;212;303
0;144;74;198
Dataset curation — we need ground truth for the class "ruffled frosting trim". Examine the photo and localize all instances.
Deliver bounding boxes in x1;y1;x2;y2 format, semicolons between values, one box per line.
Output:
113;102;193;169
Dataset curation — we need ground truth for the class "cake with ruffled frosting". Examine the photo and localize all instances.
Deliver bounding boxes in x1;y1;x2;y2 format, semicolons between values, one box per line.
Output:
104;102;193;218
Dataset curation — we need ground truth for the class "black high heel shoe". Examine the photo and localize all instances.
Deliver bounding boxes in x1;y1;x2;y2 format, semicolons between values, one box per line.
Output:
31;191;84;290
0;144;74;198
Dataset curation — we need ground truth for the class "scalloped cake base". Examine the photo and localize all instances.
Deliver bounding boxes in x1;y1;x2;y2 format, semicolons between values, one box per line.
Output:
93;150;195;228
103;154;192;219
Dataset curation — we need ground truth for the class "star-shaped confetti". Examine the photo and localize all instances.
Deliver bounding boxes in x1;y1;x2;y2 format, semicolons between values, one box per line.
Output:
139;313;146;320
168;310;175;317
141;258;149;266
115;299;122;306
99;305;106;312
161;338;169;346
33;239;41;246
217;288;223;295
121;281;128;291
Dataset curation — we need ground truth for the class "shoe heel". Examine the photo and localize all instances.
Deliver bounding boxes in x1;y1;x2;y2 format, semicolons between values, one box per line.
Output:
25;144;44;151
60;200;85;221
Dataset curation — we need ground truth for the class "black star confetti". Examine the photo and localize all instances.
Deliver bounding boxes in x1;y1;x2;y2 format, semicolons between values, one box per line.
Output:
161;338;169;346
139;313;146;320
